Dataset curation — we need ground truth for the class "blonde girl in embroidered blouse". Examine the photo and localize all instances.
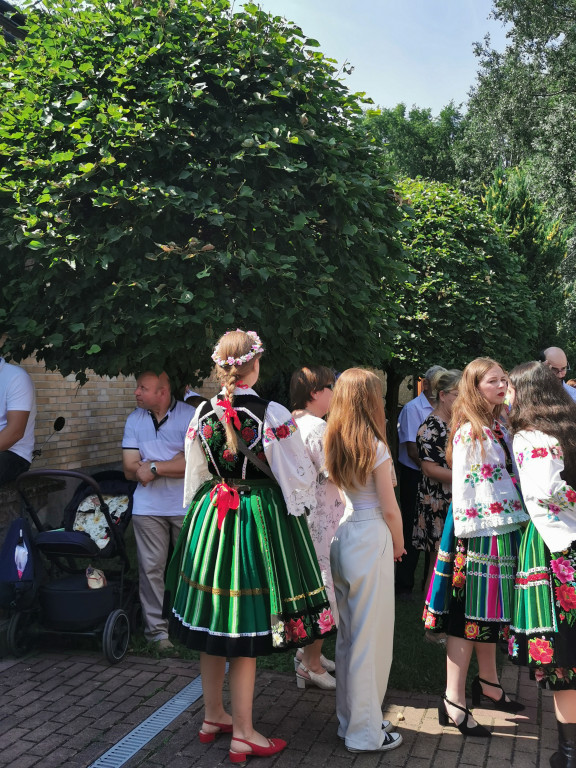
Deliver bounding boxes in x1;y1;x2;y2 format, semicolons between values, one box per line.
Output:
430;358;528;738
508;361;576;767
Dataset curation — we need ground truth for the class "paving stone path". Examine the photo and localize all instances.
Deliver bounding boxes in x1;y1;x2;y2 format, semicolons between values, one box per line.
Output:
0;652;555;768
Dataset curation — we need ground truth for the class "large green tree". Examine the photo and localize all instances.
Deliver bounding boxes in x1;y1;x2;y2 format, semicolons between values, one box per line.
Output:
483;165;567;349
0;0;403;383
384;177;537;420
364;103;463;184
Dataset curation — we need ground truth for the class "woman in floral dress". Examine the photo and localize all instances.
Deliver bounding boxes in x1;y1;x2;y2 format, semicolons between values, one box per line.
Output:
290;365;343;691
423;358;528;737
165;330;336;765
413;369;462;597
508;361;576;768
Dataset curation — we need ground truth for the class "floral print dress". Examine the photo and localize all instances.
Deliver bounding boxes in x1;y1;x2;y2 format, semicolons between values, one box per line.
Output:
413;413;451;552
294;412;344;623
509;430;576;689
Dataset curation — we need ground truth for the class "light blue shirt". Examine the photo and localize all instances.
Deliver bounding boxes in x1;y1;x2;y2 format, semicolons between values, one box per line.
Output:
564;381;576;401
397;391;434;470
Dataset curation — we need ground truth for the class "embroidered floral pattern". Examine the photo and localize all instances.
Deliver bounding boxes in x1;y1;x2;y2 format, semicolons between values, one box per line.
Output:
197;412;268;476
454;497;524;526
465;462;504;487
529;637;554;664
262;418;298;445
317;608;336;634
551;557;575;584
532;447;549;459
285;617;308;643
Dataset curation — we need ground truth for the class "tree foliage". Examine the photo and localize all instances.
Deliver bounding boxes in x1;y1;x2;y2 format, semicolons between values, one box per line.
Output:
364;103;463;184
388;177;537;379
0;0;403;383
483;165;567;348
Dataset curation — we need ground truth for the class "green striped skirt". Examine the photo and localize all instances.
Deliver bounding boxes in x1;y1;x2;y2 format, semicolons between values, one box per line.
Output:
165;479;336;657
508;521;576;689
423;506;521;642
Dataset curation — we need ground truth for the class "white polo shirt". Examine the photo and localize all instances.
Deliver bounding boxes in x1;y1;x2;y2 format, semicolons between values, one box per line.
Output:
0;357;36;462
397;391;434;470
122;399;194;517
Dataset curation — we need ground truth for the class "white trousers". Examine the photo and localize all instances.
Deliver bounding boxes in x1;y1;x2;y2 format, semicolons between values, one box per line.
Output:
132;514;184;642
330;505;395;751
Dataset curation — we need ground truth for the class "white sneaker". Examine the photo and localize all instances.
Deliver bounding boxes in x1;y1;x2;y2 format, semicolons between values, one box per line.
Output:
346;731;403;753
338;721;394;740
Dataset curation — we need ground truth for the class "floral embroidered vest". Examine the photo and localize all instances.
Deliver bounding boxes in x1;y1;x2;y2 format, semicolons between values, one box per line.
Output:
195;395;270;480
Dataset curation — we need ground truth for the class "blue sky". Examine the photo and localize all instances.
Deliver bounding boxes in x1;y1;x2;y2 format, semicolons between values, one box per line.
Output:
254;0;508;115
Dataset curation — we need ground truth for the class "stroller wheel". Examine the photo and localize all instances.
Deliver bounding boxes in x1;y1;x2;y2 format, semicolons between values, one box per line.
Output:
102;609;130;664
6;611;33;657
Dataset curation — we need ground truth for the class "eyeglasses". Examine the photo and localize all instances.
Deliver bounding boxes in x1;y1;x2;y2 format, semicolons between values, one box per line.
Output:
550;364;570;375
324;383;334;391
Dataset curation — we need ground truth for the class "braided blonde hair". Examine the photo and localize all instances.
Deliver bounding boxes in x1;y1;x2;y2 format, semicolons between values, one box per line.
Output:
214;330;263;452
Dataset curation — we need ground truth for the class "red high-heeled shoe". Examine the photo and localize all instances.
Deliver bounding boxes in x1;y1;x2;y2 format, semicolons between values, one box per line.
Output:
229;737;287;763
198;720;234;744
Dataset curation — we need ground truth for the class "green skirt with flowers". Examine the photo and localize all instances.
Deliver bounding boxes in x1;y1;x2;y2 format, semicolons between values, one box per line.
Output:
164;479;336;657
508;521;576;689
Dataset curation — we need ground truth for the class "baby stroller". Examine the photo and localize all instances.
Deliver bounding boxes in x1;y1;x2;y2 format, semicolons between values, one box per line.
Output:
6;469;137;664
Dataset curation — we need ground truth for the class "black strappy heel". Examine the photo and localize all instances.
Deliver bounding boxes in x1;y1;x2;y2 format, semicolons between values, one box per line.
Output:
438;694;491;737
471;675;525;713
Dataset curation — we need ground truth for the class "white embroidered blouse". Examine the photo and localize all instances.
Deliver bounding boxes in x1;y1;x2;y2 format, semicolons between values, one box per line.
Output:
452;421;528;538
182;387;318;517
513;430;576;553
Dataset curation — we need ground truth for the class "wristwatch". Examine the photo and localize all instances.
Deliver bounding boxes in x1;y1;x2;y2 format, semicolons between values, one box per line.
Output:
150;462;158;476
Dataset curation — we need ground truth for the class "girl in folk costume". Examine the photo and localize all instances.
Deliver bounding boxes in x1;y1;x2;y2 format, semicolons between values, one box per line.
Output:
423;358;528;737
508;362;576;768
325;369;405;754
290;365;342;691
165;330;336;765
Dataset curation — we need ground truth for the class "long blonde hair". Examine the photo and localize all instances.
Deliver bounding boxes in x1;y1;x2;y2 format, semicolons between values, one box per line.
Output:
446;357;505;466
324;368;388;490
213;330;262;452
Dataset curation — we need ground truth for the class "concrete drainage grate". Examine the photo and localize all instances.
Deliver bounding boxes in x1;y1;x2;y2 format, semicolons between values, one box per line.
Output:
88;675;205;768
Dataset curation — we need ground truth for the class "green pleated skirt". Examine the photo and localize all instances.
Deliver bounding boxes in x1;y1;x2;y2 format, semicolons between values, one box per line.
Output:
164;479;336;657
509;521;576;689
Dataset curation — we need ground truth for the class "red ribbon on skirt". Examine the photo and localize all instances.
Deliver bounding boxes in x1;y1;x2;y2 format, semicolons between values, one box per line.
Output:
210;481;240;530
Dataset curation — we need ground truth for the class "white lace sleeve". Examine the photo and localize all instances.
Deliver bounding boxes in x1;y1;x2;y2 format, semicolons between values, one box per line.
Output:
304;420;328;475
263;401;318;517
182;412;212;508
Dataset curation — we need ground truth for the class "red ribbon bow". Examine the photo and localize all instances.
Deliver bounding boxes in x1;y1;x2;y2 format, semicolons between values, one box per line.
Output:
210;482;240;530
217;398;241;430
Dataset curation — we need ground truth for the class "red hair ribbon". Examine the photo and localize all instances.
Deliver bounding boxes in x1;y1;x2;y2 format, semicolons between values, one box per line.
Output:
217;398;241;430
236;381;250;389
210;482;240;530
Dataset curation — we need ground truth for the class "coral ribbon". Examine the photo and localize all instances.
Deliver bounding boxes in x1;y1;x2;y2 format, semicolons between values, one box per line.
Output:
210;481;240;530
217;398;241;430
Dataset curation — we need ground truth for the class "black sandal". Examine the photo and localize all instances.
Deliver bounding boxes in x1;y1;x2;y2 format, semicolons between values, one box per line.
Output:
471;675;525;713
438;694;491;737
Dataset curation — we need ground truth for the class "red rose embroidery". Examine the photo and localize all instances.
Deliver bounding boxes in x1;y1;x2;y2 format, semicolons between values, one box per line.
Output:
531;447;548;458
566;489;576;504
275;424;290;439
202;424;213;439
464;622;479;640
529;637;554;664
241;427;255;442
222;449;236;463
556;584;576;611
453;571;466;588
489;502;504;514
285;618;308;643
257;452;266;462
480;464;494;479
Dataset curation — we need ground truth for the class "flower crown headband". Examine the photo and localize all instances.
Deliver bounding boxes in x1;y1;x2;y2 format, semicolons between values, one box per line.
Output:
211;330;264;368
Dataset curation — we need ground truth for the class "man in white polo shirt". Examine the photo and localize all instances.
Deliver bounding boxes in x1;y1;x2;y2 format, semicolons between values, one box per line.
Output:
0;356;36;487
122;371;194;650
